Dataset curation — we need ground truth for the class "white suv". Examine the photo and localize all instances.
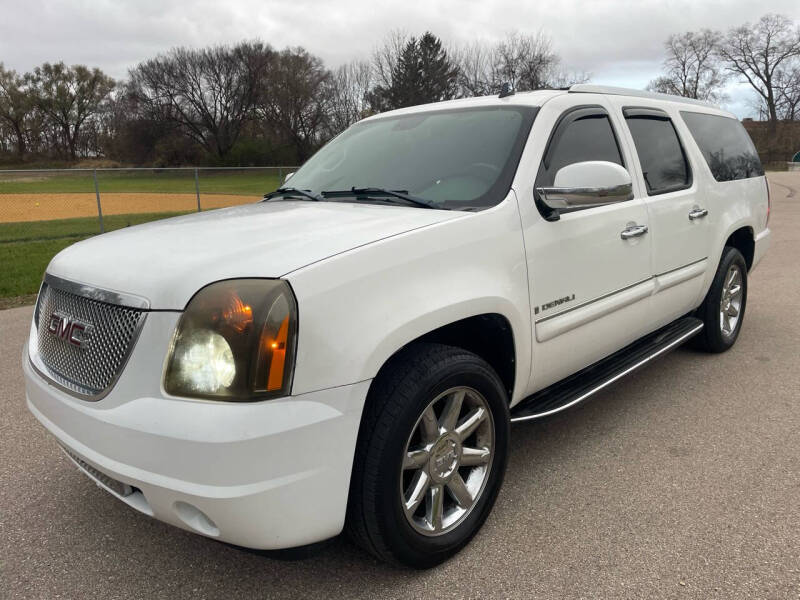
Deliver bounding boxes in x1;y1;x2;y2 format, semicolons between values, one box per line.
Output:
23;84;770;568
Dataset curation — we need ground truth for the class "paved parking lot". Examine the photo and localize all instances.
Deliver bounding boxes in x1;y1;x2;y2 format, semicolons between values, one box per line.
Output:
1;173;798;599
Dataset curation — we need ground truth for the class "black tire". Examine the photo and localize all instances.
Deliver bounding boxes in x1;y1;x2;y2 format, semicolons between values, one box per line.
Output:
346;343;510;568
694;246;748;353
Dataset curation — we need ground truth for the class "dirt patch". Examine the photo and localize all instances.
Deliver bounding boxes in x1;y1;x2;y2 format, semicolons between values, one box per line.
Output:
0;192;259;223
0;293;37;310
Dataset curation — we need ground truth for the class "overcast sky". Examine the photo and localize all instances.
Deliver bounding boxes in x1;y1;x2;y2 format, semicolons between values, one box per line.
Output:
1;0;799;117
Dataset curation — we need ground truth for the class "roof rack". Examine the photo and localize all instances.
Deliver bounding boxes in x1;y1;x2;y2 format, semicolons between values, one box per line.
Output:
568;84;719;109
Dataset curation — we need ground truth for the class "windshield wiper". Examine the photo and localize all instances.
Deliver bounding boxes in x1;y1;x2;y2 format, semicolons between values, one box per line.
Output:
321;187;439;209
263;187;324;202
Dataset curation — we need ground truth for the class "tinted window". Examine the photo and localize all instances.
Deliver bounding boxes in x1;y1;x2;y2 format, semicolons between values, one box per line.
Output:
287;106;537;210
680;111;764;181
536;111;623;187
624;111;690;194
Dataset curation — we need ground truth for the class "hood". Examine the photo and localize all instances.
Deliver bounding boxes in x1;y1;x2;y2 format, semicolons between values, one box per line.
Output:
46;200;462;309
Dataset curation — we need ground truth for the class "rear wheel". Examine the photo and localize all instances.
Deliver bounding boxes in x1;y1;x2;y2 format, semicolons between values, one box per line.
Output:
346;343;509;568
694;246;748;353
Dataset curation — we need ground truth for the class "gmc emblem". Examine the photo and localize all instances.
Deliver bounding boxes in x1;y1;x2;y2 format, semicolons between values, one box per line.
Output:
48;312;93;348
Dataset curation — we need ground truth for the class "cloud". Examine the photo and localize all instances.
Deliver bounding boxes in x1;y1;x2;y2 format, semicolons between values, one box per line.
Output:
1;0;798;116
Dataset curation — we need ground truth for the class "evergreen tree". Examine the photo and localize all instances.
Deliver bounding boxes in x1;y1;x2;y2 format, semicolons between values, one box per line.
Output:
369;32;459;111
418;33;459;103
389;37;423;109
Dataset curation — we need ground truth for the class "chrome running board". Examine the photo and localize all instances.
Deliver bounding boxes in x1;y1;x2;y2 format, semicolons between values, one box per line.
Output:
510;317;704;423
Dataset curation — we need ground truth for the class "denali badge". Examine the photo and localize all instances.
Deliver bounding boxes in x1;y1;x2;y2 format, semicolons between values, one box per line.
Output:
534;293;576;315
48;312;93;348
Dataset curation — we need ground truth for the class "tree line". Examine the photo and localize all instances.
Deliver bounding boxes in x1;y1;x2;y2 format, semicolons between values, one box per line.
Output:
648;13;800;122
0;14;798;167
0;30;583;166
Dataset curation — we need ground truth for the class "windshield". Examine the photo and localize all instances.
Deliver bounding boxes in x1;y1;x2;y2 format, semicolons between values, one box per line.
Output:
286;105;538;210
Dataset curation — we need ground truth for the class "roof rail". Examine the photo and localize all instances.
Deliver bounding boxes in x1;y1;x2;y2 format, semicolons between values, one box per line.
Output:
568;84;720;109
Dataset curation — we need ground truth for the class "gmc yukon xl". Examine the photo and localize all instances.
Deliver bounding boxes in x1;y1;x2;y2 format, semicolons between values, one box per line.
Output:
24;84;770;567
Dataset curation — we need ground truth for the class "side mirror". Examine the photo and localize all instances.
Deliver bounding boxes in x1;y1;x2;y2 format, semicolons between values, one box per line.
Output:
536;161;633;214
283;171;295;184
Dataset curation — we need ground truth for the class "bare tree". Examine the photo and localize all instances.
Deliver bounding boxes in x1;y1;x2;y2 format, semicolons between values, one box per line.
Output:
454;31;588;97
371;30;409;91
28;62;115;159
494;31;560;91
548;69;591;89
718;14;800;122
0;64;34;157
454;42;496;96
326;60;372;134
774;60;800;120
647;30;727;101
129;42;272;159
258;48;331;162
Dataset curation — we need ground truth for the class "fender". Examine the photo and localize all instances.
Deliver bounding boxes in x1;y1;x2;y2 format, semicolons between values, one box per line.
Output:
693;175;768;306
285;194;533;403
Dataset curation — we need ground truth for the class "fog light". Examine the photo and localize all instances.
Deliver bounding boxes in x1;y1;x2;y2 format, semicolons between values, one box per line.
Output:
172;330;235;393
174;501;219;537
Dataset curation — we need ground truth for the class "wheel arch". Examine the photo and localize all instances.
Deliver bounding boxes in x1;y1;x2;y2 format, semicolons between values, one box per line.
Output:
724;225;755;271
369;312;517;402
695;221;755;312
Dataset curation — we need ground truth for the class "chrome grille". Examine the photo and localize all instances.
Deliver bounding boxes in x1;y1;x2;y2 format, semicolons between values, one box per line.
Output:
61;445;134;497
34;277;148;399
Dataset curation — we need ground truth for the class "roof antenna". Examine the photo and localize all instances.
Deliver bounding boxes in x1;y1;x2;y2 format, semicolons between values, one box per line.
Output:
499;81;515;98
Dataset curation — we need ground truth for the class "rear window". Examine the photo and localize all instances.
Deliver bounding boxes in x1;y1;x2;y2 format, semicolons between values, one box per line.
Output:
680;112;764;182
624;109;691;195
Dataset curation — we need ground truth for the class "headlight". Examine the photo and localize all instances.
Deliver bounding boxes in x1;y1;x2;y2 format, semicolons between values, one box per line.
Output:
164;279;298;401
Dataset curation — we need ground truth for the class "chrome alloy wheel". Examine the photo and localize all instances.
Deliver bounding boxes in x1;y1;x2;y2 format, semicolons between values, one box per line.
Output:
720;264;744;337
400;386;494;536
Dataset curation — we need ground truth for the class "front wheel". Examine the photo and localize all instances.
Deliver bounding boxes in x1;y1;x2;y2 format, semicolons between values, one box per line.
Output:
694;246;748;353
346;343;509;568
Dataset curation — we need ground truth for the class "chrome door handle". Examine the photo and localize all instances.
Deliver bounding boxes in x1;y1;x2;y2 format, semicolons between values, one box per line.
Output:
688;207;709;220
620;224;649;240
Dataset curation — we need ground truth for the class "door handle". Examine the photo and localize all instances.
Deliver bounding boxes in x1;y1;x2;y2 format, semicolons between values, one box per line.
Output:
620;224;649;240
688;207;708;220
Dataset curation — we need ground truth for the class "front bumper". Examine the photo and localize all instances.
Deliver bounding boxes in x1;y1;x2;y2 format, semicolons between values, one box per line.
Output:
23;352;369;549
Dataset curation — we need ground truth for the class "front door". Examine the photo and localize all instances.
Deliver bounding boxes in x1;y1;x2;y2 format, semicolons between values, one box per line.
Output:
519;95;655;391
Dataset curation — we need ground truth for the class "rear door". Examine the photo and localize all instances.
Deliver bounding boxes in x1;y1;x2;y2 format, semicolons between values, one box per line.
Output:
613;102;713;325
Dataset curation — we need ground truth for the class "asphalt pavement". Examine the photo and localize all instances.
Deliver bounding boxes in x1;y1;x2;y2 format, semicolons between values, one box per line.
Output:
1;173;798;599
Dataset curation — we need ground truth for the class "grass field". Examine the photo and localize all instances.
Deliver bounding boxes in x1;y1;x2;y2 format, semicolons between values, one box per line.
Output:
0;168;291;303
0;211;189;243
0;212;190;299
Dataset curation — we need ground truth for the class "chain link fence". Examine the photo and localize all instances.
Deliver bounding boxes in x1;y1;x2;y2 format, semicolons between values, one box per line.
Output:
0;166;297;300
0;166;297;237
